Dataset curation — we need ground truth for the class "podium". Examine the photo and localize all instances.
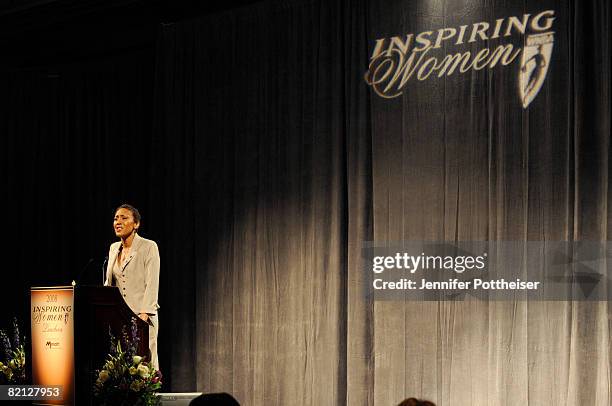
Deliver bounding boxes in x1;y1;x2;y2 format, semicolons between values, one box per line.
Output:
31;285;149;405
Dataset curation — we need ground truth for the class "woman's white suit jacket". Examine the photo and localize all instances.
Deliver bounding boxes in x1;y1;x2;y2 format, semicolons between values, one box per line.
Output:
104;233;160;318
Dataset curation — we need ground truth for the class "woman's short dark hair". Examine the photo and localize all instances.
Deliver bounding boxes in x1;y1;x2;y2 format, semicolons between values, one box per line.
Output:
398;398;436;406
189;393;240;406
115;204;141;224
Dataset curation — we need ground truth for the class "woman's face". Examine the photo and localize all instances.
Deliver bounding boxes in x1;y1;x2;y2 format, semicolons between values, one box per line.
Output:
113;208;139;239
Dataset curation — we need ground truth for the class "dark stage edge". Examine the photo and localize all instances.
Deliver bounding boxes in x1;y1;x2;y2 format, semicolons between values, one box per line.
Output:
159;392;203;405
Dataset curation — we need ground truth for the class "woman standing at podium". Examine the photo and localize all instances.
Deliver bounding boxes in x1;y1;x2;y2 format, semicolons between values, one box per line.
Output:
104;204;160;370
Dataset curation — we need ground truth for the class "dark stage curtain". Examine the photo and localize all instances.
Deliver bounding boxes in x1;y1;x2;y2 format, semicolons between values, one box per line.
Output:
0;0;610;404
155;0;611;405
0;54;157;360
153;1;363;399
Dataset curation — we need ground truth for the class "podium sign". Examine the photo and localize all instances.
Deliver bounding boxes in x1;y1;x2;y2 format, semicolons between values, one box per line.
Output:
30;285;149;405
31;286;75;405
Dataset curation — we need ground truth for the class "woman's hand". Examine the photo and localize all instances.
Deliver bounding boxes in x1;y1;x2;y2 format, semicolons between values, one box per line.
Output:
138;313;149;322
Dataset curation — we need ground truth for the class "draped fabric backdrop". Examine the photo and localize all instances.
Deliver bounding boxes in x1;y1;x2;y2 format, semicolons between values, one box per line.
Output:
0;0;610;405
154;0;611;404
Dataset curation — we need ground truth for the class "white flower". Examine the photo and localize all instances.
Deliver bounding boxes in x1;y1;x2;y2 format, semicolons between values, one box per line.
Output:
137;364;150;378
132;355;142;365
98;370;110;383
129;366;138;375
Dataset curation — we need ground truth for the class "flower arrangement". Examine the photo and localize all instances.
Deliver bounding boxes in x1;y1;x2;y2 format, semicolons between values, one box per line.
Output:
93;318;161;406
0;317;26;384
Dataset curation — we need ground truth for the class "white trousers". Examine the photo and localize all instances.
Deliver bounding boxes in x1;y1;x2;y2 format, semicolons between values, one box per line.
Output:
148;314;159;371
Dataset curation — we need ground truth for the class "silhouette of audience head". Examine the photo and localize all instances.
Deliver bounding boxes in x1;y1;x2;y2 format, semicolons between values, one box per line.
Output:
397;398;436;406
189;392;240;406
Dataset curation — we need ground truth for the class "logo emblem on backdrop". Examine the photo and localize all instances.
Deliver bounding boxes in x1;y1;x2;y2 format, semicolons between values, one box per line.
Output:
519;32;554;108
364;10;556;109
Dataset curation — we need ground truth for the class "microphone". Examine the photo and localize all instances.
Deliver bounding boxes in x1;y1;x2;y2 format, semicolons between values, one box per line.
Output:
102;256;108;285
72;258;95;287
